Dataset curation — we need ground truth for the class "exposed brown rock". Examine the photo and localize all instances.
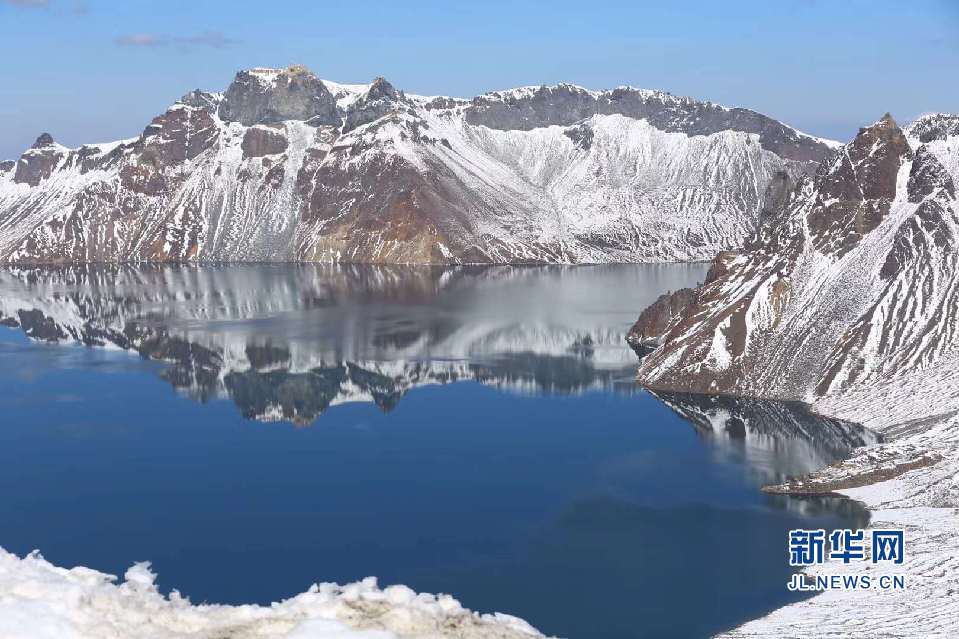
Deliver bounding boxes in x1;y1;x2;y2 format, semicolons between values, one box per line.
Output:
120;105;218;195
762;452;943;495
626;288;697;354
807;114;912;256
241;125;288;157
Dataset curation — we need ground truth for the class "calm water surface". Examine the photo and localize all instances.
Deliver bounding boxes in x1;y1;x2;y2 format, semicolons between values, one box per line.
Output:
0;264;871;639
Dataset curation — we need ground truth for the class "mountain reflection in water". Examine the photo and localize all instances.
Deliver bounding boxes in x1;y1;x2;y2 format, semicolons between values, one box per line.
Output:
0;263;701;421
0;263;874;639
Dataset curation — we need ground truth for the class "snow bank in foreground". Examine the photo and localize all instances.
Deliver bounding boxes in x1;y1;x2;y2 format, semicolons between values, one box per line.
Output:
0;548;547;639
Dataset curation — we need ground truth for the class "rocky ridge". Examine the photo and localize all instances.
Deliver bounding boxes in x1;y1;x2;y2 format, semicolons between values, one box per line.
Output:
0;65;836;265
629;112;959;401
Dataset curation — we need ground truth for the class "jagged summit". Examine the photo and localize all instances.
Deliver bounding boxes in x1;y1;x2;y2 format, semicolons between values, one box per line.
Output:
178;89;221;112
218;65;338;126
629;110;959;402
31;133;55;149
367;76;397;99
1;67;841;265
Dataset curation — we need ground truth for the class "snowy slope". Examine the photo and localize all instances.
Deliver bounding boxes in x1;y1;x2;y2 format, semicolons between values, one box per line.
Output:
631;113;959;403
627;112;959;638
0;66;835;265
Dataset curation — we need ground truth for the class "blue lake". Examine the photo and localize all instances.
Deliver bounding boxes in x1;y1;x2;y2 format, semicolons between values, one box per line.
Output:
0;264;871;639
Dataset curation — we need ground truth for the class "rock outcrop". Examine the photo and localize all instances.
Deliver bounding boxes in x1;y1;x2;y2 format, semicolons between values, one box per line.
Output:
241;124;289;157
626;287;698;355
629;113;959;404
218;66;338;126
13;133;65;187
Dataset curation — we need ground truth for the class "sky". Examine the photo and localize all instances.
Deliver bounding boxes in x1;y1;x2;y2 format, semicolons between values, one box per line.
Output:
0;0;957;159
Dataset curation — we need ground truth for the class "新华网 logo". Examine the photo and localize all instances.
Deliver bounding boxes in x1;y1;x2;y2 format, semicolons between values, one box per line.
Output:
786;528;905;592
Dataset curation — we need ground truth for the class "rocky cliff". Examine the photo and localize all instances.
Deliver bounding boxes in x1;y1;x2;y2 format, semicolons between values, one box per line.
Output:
629;112;959;405
0;65;835;265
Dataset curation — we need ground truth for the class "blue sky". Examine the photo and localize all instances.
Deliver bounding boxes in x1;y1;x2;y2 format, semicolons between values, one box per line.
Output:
0;0;956;158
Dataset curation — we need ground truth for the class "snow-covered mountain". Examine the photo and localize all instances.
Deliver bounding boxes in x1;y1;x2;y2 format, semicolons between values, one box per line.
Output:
626;113;959;639
629;112;959;403
0;66;836;265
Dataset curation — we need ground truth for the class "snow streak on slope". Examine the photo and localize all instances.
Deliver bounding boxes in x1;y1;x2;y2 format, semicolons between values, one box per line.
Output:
633;113;959;402
626;113;959;638
0;66;834;265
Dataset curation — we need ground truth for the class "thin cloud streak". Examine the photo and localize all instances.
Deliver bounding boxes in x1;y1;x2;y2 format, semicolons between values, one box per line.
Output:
114;31;238;49
2;0;51;7
114;33;162;47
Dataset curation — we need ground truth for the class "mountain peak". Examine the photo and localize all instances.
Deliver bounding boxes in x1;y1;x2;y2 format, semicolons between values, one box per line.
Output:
367;76;397;100
218;65;337;126
850;113;911;157
860;112;899;135
31;133;55;149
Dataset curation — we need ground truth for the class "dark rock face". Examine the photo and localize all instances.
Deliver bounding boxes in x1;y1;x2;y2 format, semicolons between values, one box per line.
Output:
245;342;291;370
241;125;289;157
807;115;912;256
908;145;955;203
13;133;66;186
464;84;832;163
142;106;219;163
179;89;221;113
564;123;594;150
758;170;796;226
465;84;601;131
422;96;468;110
0;160;14;173
343;77;404;132
32;133;55;149
907;113;959;143
218;66;338;126
224;363;401;425
17;309;68;341
626;287;697;354
120;105;219;195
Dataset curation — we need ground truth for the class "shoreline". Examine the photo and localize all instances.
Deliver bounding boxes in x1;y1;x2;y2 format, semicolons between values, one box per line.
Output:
715;382;959;637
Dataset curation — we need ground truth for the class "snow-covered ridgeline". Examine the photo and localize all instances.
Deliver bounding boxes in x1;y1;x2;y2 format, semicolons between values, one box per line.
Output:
0;547;547;639
0;66;835;265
